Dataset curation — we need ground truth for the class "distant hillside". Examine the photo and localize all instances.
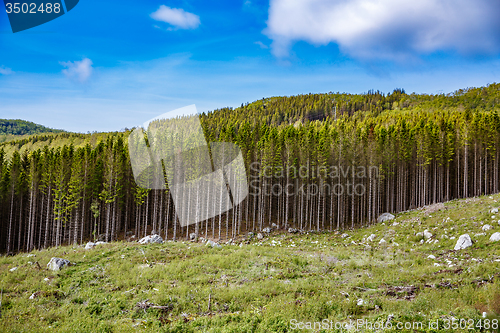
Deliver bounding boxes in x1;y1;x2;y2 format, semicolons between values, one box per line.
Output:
0;119;64;136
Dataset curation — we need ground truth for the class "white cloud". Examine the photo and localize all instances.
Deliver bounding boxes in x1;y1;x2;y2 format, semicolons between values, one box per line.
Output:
255;41;268;49
0;66;13;75
60;58;93;83
150;5;200;30
264;0;500;60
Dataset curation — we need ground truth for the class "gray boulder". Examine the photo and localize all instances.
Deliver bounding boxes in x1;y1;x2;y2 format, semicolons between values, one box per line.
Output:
47;257;70;271
377;213;395;223
189;233;198;241
257;233;264;240
454;234;473;250
138;234;164;244
262;227;272;234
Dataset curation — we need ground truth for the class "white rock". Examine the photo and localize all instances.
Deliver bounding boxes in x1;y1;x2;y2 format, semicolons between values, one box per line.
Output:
490;232;500;242
206;240;221;248
427;255;436;259
189;233;198;240
482;224;492;231
379;238;386;244
85;242;95;250
475;233;486;237
9;267;17;272
392;222;399;226
29;293;38;299
271;223;278;229
491;208;499;214
95;241;107;246
44;278;50;282
454;234;473;251
377;213;395;223
357;299;365;306
262;227;272;234
341;233;349;238
257;233;264;240
47;257;70;271
138;234;164;244
450;236;456;240
367;234;376;242
483;312;487;318
434;263;441;267
423;230;433;239
287;228;298;233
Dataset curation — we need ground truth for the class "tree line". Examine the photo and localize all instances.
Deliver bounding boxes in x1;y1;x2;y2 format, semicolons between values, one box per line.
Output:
1;84;500;253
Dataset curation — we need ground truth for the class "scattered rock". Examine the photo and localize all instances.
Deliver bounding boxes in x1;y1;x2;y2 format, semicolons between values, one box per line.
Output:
423;230;433;239
427;255;436;259
206;240;221;248
482;224;492;231
95;241;107;246
392;222;399;226
189;233;198;241
287;228;298;234
377;213;395;223
491;208;499;214
379;238;386;245
9;267;17;272
85;242;95;250
367;234;376;242
341;233;349;238
47;257;70;271
138;234;164;244
454;234;472;251
357;299;365;306
271;223;279;229
262;227;272;234
490;232;500;242
257;233;264;240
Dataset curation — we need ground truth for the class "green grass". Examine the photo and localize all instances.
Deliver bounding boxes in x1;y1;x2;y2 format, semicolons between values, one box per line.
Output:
3;195;500;332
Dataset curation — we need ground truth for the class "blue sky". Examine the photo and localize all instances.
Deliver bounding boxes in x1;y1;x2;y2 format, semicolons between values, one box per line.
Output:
0;0;499;132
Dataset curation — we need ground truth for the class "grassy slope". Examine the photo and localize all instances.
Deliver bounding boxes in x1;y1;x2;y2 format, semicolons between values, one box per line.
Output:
2;194;500;332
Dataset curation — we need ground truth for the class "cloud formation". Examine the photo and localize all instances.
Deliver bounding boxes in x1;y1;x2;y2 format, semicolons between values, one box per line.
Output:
150;5;200;30
0;66;13;75
60;58;93;83
264;0;500;60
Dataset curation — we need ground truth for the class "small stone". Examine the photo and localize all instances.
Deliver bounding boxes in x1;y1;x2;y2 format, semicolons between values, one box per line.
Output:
341;233;349;238
287;228;298;234
262;227;272;234
454;234;472;250
205;240;222;248
367;234;376;242
189;233;198;241
379;238;386;244
490;232;500;242
357;299;364;306
491;208;499;214
483;224;492;231
423;230;433;239
427;255;436;259
9;267;17;272
257;233;264;240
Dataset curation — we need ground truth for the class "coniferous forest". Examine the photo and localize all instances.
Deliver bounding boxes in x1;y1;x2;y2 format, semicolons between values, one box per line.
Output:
1;84;500;253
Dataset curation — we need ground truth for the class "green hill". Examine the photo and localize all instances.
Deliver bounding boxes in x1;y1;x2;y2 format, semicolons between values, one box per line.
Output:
0;119;64;136
1;193;500;332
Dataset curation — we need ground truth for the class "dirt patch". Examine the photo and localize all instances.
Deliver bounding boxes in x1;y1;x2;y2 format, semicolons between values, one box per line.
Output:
386;285;419;300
